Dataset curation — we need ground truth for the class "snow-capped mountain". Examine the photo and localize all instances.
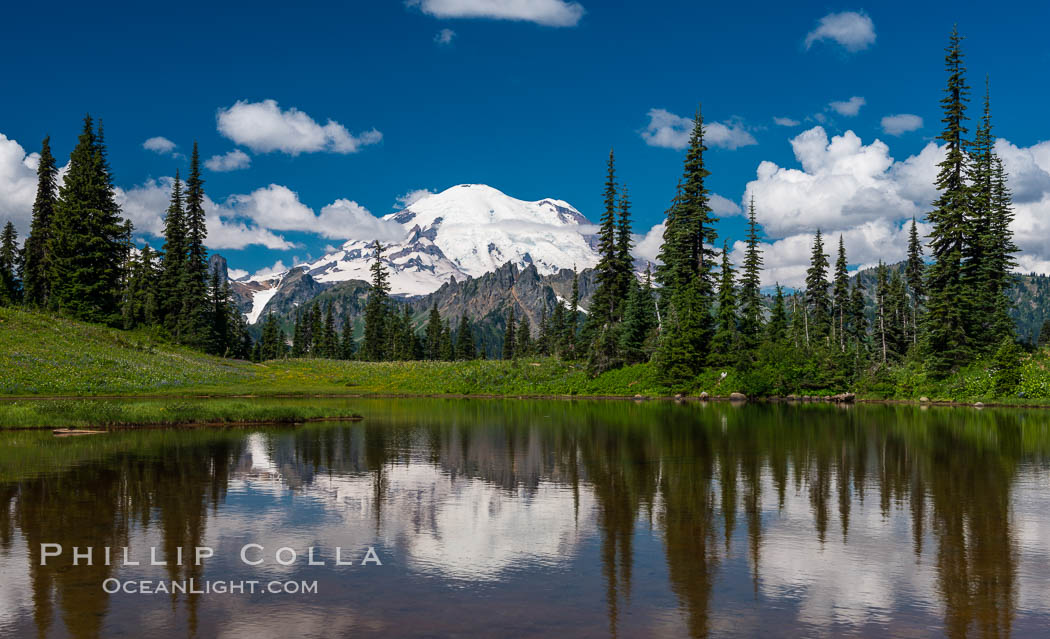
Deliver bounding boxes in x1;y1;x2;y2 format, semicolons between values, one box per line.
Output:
237;184;601;323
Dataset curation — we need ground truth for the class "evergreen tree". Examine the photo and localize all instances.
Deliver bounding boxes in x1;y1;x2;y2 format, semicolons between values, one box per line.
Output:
615;184;634;307
291;310;306;357
455;315;476;360
767;284;788;343
739;197;764;350
589;150;620;324
361;241;390;361
177;144;210;347
516;316;532;357
259;314;285;360
158;172;187;332
710;240;738;365
619;266;658;364
905;217;925;346
439;318;454;361
656;106;718;299
0;222;21;305
425;304;443;360
848;280;868;347
832;235;850;350
340;315;357;360
321;304;338;358
22;136;58;306
805;230;831;344
502;308;517;360
550;303;567;358
655;106;718;379
208;267;231;355
988;155;1018;343
48;116;126;323
121;244;158;328
924;26;973;374
308;303;323;356
962;77;996;351
875;262;890;364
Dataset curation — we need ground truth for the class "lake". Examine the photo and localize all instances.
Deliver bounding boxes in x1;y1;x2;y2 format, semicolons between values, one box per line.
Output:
1;398;1049;638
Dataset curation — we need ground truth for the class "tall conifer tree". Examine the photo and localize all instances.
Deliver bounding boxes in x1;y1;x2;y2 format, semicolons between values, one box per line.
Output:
739;197;764;351
924;26;972;374
361;241;390;361
805;230;831;343
23;137;58;306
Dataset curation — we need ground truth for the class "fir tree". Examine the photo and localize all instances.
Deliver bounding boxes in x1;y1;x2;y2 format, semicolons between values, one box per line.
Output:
924;26;973;374
655;106;718;379
710;240;738;365
615;184;634;306
178;144;210;347
832;235;850;350
121;244;158;328
805;230;831;344
1037;318;1050;349
988;155;1018;343
159;172;187;332
619;266;658;365
848;280;868;347
48;116;126;323
590;150;620;324
905;217;925;346
502;308;517;360
875;262;890;364
208;267;231;355
22;136;58;306
439;318;454;361
259;314;285;360
425;304;443;360
516;316;532;357
340;316;357;359
361;241;390;361
767;285;788;344
0;222;21;305
739;197;764;350
455;315;476;360
322;304;338;358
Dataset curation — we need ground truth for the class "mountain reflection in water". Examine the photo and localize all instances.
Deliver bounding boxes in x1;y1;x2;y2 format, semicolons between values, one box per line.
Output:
1;398;1048;638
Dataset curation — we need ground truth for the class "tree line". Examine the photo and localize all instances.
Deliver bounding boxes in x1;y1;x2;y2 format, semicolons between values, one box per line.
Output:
0;116;251;358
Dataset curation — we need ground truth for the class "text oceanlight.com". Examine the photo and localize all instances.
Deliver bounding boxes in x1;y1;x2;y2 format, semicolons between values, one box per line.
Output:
102;579;319;595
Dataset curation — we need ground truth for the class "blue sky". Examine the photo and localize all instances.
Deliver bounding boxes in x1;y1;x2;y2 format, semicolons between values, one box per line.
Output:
1;0;1049;284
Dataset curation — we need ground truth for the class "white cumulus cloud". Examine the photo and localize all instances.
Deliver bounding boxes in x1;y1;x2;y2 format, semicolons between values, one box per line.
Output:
407;0;584;27
829;96;866;117
142;136;177;155
641;108;757;151
805;11;876;52
228;184;404;242
205;149;251;172
880;114;923;136
395;188;437;209
216;99;382;156
774;117;800;127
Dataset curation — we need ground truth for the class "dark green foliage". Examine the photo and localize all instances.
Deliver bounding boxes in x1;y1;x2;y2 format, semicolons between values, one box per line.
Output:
0;222;20;305
502;308;516;360
767;285;787;344
656;280;709;387
589;150;620;325
924;27;973;375
48;116;126;324
158;172;187;333
259;314;286;360
805;230;830;344
121;244;158;328
516;316;532;357
615;184;634;308
361;242;390;361
425;305;443;360
832;235;849;350
738;197;764;351
455;315;476;360
992;336;1023;396
22;136;58;306
710;241;738;366
176;144;211;348
619;267;658;365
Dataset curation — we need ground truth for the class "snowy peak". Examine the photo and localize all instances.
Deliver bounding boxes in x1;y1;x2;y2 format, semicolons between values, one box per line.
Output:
234;184;601;322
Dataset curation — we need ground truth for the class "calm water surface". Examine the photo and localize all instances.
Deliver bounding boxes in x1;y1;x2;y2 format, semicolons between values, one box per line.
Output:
1;399;1050;638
